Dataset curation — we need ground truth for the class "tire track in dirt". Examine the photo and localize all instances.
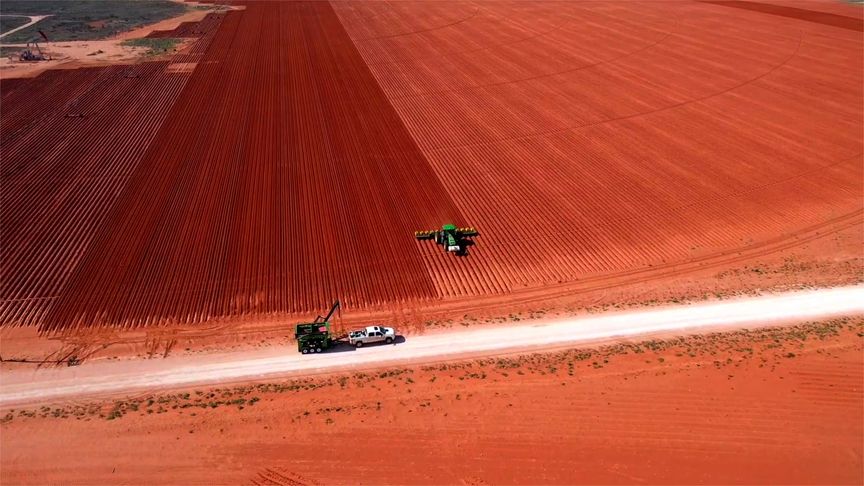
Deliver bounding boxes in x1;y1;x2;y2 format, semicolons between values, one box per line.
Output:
351;5;481;41
420;29;804;152
341;2;573;67
250;468;321;486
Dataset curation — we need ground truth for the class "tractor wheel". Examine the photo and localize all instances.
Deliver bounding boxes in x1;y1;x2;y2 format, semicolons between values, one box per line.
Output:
355;341;363;348
315;347;322;353
301;348;309;354
386;337;393;344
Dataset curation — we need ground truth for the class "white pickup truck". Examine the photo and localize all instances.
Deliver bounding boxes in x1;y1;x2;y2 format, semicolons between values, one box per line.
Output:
348;326;396;347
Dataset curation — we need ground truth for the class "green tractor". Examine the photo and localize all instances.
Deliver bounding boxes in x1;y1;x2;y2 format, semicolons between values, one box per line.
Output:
295;301;341;354
415;224;479;255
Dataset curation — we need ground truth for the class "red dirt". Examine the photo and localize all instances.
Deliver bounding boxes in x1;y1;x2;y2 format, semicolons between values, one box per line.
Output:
2;319;861;484
2;220;858;366
339;0;862;300
33;1;463;333
704;1;864;31
0;17;223;328
1;0;862;334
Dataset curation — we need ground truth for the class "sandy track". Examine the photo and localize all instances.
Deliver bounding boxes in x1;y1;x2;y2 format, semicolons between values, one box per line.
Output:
2;285;861;407
0;15;50;40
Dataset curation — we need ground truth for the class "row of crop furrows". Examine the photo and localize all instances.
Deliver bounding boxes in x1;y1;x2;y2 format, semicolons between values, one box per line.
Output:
37;2;472;332
0;15;226;328
336;0;676;82
336;0;863;299
162;12;225;63
10;0;861;331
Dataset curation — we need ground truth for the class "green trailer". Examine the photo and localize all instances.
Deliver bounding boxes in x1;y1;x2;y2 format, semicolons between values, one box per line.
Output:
295;301;342;354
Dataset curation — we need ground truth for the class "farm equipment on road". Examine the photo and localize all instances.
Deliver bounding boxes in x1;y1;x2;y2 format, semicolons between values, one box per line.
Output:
295;300;341;354
415;224;478;255
294;300;398;353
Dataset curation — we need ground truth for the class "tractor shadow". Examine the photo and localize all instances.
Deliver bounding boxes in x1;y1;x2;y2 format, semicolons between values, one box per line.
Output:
455;239;476;257
325;335;407;353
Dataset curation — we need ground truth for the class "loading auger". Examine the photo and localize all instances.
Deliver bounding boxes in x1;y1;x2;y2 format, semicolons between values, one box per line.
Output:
294;300;341;354
294;301;397;354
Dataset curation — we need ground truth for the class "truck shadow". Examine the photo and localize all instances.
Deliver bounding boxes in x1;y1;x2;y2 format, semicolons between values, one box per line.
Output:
325;335;407;353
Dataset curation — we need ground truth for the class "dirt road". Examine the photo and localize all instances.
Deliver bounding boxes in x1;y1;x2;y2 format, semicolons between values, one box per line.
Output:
1;285;862;407
0;15;50;40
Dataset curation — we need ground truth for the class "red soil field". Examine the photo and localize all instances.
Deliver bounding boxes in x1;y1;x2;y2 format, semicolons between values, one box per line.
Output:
36;1;464;332
335;0;863;299
0;16;223;328
705;1;864;31
1;0;861;332
2;319;861;484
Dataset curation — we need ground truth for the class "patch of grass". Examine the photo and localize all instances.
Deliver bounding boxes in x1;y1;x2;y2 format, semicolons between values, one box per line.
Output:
0;46;25;58
0;15;30;35
121;37;180;56
1;1;188;43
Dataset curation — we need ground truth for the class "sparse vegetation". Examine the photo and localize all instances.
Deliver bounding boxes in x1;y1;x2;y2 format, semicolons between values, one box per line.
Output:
0;1;188;43
0;46;24;58
121;37;180;56
2;318;859;424
0;15;30;35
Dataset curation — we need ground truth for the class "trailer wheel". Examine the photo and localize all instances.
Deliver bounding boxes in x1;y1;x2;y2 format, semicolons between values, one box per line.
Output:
315;347;322;353
385;337;393;344
301;348;309;354
355;341;363;348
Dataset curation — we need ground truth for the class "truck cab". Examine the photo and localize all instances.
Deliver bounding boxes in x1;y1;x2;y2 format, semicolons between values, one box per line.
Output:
348;325;396;347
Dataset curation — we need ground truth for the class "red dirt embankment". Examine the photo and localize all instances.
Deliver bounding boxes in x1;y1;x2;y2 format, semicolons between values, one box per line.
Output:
1;318;861;484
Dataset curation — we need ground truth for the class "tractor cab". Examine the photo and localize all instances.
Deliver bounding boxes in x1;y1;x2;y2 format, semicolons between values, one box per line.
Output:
440;224;461;252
